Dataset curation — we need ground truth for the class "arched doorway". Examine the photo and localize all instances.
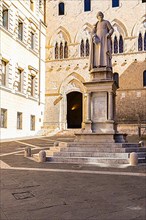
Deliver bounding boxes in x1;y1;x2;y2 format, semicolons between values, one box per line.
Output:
67;92;82;128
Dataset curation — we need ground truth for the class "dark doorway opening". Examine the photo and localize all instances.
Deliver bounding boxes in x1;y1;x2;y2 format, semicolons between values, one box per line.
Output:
67;92;82;128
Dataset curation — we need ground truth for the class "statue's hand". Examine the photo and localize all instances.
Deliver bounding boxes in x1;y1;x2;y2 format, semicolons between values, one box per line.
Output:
93;34;100;44
106;33;110;38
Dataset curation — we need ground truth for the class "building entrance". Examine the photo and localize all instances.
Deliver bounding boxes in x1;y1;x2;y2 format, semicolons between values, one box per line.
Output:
67;92;82;128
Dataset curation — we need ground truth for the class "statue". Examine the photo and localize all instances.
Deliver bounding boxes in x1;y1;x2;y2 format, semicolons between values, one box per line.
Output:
89;11;114;71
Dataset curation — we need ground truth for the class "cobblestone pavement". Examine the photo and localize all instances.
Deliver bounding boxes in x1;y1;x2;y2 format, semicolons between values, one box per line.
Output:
0;137;146;220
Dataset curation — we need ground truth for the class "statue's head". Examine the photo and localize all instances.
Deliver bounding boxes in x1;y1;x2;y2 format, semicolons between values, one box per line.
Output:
96;11;104;21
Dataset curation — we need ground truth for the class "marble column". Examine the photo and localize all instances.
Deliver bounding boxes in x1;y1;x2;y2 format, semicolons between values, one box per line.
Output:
108;92;113;120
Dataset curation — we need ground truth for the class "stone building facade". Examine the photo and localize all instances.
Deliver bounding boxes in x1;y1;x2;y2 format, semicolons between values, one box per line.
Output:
0;0;46;139
44;0;146;135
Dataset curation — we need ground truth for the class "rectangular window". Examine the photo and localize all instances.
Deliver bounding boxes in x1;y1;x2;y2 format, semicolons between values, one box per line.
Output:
17;69;22;92
84;0;91;12
0;108;7;128
1;60;8;86
17;112;22;129
30;75;35;96
2;6;8;29
18;21;23;41
30;32;35;50
30;115;35;130
112;0;119;7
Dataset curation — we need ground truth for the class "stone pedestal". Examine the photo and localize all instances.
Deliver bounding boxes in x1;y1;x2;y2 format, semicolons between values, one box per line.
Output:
75;67;122;143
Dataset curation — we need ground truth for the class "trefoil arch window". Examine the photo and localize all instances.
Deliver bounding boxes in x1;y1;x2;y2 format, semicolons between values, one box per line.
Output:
64;41;68;58
114;36;118;54
80;39;84;57
85;39;90;56
119;35;124;53
55;42;59;59
60;42;63;59
138;32;143;51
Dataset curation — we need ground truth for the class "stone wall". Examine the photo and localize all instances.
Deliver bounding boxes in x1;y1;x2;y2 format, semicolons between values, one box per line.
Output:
44;0;146;134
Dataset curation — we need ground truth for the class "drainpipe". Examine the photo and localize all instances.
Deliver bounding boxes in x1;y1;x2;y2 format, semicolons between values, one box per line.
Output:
38;0;47;105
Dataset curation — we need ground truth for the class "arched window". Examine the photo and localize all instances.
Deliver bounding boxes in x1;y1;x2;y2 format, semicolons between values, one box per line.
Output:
119;35;124;53
138;33;143;51
144;32;146;51
55;42;59;59
59;2;64;15
80;39;84;57
60;42;63;59
143;70;146;87
113;72;119;87
114;36;118;54
84;0;91;12
85;39;90;56
64;41;68;58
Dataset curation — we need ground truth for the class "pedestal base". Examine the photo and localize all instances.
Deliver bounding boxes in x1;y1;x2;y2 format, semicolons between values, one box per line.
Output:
74;132;115;143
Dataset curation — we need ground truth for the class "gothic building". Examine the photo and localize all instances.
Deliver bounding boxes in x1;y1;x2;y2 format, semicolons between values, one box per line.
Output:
44;0;146;135
0;0;46;139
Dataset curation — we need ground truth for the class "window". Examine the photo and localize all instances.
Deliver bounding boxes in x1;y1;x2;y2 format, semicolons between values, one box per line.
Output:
2;6;8;29
142;0;146;3
18;21;23;41
30;0;34;11
138;33;143;51
80;39;84;57
30;115;35;130
0;108;7;128
17;112;22;129
114;36;118;54
85;39;90;56
30;32;35;50
55;43;59;59
17;69;22;92
144;32;146;51
143;70;146;87
60;42;63;59
30;75;35;96
119;35;124;53
59;2;64;15
1;60;7;86
113;73;119;87
84;0;91;12
112;0;119;7
64;41;68;58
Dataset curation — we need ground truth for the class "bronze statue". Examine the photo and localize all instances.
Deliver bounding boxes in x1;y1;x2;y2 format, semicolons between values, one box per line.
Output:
89;11;114;71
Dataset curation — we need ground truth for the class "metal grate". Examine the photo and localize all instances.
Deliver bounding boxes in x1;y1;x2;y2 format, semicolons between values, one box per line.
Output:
12;191;35;200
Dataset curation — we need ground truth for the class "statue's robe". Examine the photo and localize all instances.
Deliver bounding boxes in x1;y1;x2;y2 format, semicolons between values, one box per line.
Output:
89;20;114;71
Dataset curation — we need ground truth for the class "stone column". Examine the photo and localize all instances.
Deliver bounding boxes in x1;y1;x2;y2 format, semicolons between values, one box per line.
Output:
108;92;113;120
84;92;92;133
86;92;91;121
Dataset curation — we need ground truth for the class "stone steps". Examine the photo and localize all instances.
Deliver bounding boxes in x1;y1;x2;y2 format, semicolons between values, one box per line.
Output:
60;146;146;153
48;157;130;165
53;151;130;159
31;139;146;165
